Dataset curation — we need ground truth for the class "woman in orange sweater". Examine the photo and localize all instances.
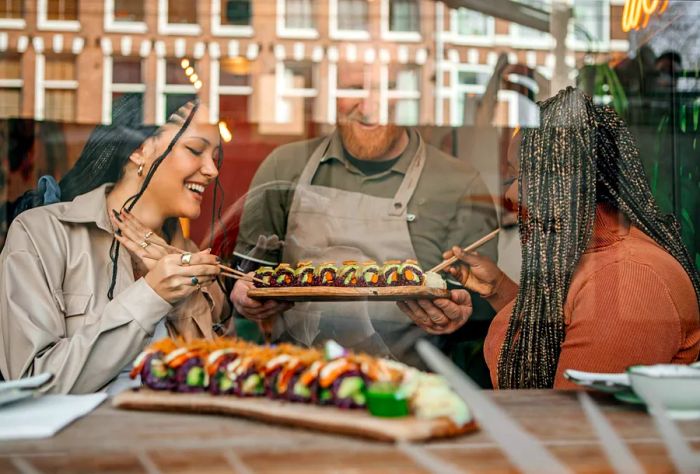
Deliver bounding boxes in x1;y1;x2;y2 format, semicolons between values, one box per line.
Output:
399;88;700;389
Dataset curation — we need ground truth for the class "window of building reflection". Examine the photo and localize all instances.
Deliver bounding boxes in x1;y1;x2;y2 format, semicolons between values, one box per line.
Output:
111;57;144;122
0;0;22;18
388;64;420;125
114;0;144;22
388;0;419;33
453;65;492;126
336;0;369;32
47;0;78;21
168;0;197;24
454;8;494;38
163;58;197;121
573;0;608;44
221;0;252;26
0;55;21;118
219;56;252;124
510;0;551;44
44;55;77;122
284;0;315;30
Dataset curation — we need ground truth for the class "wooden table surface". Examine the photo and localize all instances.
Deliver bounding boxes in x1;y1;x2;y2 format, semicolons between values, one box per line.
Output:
1;390;699;473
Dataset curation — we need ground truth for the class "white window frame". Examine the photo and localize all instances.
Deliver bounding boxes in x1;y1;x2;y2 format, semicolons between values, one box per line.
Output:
386;63;421;126
276;0;319;39
447;8;495;46
380;0;421;42
156;57;198;124
275;60;318;123
211;0;254;37
158;0;202;36
566;0;610;51
102;55;147;124
37;0;80;31
329;0;370;41
37;55;79;121
211;58;253;123
104;0;147;33
449;63;492;126
508;0;553;50
0;54;23;116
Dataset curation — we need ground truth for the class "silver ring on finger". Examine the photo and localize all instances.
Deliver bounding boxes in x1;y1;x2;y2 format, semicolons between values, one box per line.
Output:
144;231;154;239
181;252;193;265
139;240;150;249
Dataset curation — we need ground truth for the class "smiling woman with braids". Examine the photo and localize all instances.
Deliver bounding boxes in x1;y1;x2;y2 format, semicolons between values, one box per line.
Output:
0;96;230;394
400;87;700;389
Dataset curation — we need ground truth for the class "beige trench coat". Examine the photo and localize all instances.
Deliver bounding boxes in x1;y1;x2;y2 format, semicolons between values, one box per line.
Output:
0;184;228;394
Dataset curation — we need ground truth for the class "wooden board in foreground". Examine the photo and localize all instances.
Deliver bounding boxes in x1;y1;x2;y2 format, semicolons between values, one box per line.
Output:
248;286;450;302
113;389;476;442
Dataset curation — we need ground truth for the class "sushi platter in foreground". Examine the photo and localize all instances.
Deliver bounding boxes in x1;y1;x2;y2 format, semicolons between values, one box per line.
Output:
248;259;450;301
114;337;476;442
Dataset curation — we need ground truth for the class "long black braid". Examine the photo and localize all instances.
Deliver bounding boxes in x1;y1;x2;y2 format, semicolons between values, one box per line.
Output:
497;87;700;389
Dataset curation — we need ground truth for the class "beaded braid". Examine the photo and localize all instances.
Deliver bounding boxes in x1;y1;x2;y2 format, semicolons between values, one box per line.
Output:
497;87;700;389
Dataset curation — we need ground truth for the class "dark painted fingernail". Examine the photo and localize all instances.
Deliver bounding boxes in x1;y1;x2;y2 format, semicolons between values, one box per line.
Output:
112;209;122;222
215;256;222;263
123;208;131;214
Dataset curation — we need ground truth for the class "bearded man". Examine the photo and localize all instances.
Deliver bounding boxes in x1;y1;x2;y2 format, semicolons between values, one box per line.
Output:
230;65;498;370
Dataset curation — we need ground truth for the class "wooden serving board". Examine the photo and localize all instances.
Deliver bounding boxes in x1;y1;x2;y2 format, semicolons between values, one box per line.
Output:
248;286;450;302
113;389;476;442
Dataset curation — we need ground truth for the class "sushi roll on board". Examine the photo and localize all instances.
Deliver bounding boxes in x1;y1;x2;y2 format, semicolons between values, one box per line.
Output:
253;266;275;288
128;337;472;429
315;262;338;286
272;264;295;287
359;261;381;287
381;260;403;286
295;261;315;287
336;261;361;287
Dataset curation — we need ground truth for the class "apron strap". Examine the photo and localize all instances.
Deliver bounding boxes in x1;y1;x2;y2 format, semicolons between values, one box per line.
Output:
388;131;427;217
297;133;335;186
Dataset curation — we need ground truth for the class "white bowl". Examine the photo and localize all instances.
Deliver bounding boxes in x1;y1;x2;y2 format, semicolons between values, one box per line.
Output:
628;364;700;420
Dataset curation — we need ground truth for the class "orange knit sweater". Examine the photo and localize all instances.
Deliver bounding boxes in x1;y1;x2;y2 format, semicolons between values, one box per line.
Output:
483;204;700;389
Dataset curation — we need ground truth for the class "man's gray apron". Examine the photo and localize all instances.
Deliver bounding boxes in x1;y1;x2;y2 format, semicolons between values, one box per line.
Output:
272;130;430;367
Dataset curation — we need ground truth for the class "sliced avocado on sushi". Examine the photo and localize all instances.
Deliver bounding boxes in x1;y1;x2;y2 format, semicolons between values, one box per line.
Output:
218;374;234;392
319;388;333;403
366;382;410;417
293;381;311;399
337;376;365;399
151;358;171;379
186;366;206;387
241;374;264;395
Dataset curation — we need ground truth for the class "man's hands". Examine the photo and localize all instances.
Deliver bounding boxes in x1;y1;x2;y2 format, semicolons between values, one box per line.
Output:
230;277;293;321
397;289;472;335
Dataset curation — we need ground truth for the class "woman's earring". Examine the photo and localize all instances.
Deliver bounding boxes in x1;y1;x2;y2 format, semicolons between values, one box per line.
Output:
137;163;144;176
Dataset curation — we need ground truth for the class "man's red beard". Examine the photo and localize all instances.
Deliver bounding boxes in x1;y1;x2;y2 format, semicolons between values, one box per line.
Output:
338;122;405;160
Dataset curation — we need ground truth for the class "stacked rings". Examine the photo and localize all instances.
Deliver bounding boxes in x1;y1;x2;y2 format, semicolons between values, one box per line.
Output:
191;276;199;286
139;241;150;249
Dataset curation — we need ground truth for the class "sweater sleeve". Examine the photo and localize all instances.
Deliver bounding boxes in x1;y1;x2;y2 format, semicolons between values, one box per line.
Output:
554;261;682;389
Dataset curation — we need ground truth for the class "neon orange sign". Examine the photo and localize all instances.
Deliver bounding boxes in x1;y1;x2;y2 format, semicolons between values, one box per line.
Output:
622;0;669;32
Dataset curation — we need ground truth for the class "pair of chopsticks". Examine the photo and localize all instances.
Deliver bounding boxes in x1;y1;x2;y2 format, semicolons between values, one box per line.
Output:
149;240;267;285
428;229;500;274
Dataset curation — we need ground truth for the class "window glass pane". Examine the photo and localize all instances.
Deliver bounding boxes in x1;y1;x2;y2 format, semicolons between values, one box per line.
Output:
458;70;491;87
511;0;549;38
284;61;314;89
573;0;605;42
391;99;419;125
222;0;252;25
0;89;21;118
47;0;77;20
337;0;368;31
44;89;76;122
389;65;420;91
456;8;491;36
285;0;314;29
0;56;21;80
166;59;196;85
389;0;419;32
0;0;22;18
112;58;142;84
114;0;144;22
220;58;251;86
168;0;196;24
45;57;76;81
